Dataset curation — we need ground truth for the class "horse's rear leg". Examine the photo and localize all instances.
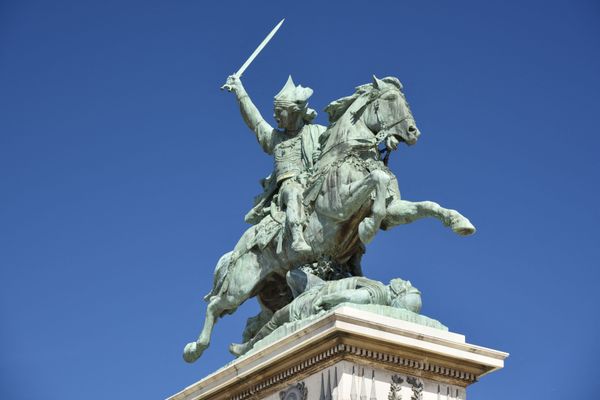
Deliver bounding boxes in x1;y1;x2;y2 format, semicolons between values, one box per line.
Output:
242;301;273;343
383;199;476;236
183;295;232;363
183;250;262;363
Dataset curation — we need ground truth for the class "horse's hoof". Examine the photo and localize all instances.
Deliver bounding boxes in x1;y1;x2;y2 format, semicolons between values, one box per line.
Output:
358;217;377;244
183;341;204;363
229;342;249;357
451;217;476;236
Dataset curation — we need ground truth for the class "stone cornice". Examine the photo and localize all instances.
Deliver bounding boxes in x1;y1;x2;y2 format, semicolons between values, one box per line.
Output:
168;307;508;400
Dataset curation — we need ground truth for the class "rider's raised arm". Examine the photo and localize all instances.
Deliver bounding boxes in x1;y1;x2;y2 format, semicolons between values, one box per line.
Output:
225;75;277;155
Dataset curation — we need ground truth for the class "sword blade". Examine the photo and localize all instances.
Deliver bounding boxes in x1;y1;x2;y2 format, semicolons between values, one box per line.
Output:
234;18;285;77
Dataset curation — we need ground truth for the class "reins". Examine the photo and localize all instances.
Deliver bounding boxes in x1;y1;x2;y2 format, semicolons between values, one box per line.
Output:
321;88;412;166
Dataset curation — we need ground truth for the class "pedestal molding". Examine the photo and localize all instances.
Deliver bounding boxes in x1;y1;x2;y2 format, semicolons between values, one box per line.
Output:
169;308;508;400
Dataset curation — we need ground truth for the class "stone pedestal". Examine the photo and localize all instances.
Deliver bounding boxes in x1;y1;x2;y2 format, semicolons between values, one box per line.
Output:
169;307;507;400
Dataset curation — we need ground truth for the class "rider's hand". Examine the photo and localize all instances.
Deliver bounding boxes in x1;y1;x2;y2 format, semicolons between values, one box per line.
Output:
385;135;400;151
221;75;243;94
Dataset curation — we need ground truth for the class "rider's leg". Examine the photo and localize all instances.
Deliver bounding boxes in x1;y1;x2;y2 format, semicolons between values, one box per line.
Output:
280;179;312;254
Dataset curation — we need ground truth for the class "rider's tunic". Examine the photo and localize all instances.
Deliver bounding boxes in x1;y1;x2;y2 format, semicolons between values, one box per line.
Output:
245;122;326;224
274;134;303;183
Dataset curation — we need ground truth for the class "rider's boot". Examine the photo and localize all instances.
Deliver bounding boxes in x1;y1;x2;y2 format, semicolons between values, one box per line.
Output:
290;223;312;255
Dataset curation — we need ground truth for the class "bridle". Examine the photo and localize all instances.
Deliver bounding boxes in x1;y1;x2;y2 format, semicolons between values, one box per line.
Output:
364;93;413;166
370;94;414;146
321;87;414;164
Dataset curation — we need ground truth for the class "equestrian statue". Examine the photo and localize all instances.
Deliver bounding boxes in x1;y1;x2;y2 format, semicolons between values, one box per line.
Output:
183;20;475;363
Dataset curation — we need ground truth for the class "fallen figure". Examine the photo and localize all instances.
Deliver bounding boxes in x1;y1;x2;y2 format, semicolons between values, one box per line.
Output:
229;269;423;356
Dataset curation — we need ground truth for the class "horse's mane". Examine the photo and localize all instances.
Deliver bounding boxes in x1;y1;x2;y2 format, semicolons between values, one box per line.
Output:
324;77;403;123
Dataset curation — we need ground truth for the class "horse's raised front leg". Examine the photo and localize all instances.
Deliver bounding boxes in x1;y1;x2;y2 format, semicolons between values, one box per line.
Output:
317;168;390;244
357;170;391;244
383;199;476;236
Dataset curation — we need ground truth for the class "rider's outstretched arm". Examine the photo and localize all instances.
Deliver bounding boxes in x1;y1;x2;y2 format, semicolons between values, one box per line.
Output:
225;75;276;154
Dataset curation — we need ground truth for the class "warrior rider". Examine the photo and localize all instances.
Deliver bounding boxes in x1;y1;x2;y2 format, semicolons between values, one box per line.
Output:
224;75;326;255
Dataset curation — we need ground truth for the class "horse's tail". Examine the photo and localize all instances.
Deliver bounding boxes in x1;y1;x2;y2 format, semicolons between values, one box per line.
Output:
203;251;233;302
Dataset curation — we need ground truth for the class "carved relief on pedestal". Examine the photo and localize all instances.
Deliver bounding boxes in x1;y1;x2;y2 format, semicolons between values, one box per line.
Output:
387;375;404;400
279;382;307;400
406;377;423;400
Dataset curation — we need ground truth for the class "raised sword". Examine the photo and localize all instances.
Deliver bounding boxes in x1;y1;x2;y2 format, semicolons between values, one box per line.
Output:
221;18;285;90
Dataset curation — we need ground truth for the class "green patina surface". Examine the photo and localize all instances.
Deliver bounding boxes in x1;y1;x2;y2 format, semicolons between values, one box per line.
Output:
183;59;475;364
244;303;447;357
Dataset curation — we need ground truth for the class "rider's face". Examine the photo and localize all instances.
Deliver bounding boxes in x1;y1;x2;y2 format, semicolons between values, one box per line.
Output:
274;106;302;131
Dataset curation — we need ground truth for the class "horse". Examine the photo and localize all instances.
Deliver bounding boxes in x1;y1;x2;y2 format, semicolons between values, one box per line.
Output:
183;76;475;362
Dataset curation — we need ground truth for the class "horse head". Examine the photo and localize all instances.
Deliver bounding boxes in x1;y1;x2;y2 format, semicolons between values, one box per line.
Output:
362;75;420;146
320;76;420;163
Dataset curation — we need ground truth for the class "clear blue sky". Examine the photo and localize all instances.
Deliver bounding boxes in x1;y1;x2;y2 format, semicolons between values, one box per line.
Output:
1;1;599;398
